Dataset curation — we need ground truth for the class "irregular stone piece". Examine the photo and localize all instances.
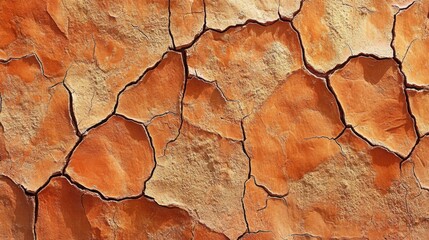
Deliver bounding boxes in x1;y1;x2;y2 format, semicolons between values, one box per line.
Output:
117;52;185;124
330;57;417;156
188;21;303;115
245;69;344;195
36;176;217;240
170;0;205;47
0;56;77;191
67;115;154;198
244;129;417;239
409;136;429;189
146;113;181;158
279;0;302;19
394;0;429;86
294;0;399;72
2;0;171;132
0;176;35;240
407;89;429;136
184;76;243;140
146;122;248;239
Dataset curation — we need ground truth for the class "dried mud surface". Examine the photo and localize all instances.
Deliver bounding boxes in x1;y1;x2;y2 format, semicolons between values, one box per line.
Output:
1;0;429;239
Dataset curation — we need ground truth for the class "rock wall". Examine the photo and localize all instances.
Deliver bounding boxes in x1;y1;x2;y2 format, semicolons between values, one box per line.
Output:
1;0;429;239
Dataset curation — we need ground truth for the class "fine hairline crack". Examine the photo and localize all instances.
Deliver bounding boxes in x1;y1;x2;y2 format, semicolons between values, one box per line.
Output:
8;2;428;238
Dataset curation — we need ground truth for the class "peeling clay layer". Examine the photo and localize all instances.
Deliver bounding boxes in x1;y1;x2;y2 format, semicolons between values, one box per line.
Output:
1;0;429;239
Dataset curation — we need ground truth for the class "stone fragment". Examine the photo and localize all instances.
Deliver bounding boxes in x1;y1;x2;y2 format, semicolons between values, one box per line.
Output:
330;57;417;156
0;56;77;191
245;69;344;195
294;0;399;72
279;0;302;19
66;115;154;199
2;0;171;132
407;89;429;136
147;113;181;157
184;76;243;140
146;122;248;239
117;52;185;124
409;136;429;189
170;0;205;47
0;176;34;240
244;129;416;239
394;0;429;86
36;176;208;240
188;21;303;115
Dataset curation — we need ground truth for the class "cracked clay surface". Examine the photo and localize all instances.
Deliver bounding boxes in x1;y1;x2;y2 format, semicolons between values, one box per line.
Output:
1;0;429;239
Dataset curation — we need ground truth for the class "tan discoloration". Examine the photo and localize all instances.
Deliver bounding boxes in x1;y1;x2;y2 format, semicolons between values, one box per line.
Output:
2;0;429;238
184;76;243;140
188;21;303;115
244;130;413;239
37;177;226;239
0;57;77;191
294;0;399;72
117;52;185;124
146;122;249;239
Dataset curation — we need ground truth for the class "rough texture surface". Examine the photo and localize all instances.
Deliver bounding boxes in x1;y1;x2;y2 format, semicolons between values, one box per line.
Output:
0;56;77;191
66;115;154;199
36;177;226;240
410;136;429;189
245;69;344;195
116;51;185;124
0;0;172;133
187;21;303;115
294;0;400;72
170;0;205;47
330;57;417;157
2;0;429;239
183;76;243;140
205;0;277;30
146;122;249;239
244;130;424;239
147;113;182;158
204;0;301;31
